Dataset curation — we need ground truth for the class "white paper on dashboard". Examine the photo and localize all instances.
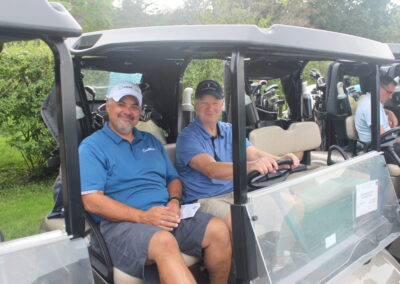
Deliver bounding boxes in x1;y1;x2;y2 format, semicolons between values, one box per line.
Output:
180;203;201;219
355;180;378;218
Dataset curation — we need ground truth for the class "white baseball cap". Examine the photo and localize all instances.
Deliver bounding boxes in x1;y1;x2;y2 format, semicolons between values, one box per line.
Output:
107;81;142;106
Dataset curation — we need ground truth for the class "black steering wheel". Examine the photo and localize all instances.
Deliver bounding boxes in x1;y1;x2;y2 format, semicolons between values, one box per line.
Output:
247;158;307;191
380;126;400;147
363;126;400;166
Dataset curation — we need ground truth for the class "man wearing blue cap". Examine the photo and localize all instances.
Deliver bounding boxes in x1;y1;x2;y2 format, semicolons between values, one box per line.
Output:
79;81;231;284
176;80;299;232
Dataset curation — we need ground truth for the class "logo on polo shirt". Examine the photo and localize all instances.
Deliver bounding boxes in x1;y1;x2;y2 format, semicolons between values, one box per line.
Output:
142;147;156;152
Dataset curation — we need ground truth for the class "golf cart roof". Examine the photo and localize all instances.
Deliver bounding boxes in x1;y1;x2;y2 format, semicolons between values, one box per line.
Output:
69;24;394;63
0;0;81;43
387;43;400;60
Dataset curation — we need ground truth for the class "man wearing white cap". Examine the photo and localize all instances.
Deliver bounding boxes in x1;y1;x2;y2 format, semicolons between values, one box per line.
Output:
79;81;231;284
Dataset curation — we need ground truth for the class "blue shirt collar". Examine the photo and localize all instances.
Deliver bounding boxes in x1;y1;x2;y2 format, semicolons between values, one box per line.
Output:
193;117;224;139
102;122;143;144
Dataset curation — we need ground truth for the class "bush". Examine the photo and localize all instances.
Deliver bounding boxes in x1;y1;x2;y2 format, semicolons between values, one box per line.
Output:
183;59;225;91
0;41;56;179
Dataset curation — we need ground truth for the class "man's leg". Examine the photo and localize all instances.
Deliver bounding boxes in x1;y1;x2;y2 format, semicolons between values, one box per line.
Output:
100;221;194;283
199;192;233;233
202;217;232;284
148;230;196;284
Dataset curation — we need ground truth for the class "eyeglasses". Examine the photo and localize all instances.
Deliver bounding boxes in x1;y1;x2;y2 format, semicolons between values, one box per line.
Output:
382;87;394;96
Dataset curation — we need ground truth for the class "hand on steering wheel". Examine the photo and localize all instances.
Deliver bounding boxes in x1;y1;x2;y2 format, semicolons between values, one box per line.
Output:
247;158;306;190
380;126;400;147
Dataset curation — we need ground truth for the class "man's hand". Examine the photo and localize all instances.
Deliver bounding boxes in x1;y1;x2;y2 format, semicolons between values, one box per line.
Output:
281;153;300;169
167;199;181;217
247;157;278;175
139;206;180;231
385;109;398;128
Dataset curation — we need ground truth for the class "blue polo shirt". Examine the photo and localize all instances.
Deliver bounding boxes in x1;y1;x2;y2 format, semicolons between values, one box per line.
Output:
355;93;390;143
79;123;179;222
176;118;251;202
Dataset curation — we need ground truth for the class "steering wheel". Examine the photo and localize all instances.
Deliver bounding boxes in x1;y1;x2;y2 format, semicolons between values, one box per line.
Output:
380;126;400;147
247;158;307;191
362;126;400;166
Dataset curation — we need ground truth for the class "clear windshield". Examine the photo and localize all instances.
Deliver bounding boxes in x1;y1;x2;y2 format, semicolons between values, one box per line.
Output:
247;152;400;284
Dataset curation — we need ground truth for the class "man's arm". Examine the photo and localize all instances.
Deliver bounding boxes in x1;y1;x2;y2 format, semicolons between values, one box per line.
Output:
188;148;286;180
166;179;182;216
385;109;398;129
246;145;300;169
82;191;180;231
189;154;235;180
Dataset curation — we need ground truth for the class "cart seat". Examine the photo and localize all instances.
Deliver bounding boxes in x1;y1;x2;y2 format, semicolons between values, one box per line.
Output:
249;121;345;168
345;115;400;191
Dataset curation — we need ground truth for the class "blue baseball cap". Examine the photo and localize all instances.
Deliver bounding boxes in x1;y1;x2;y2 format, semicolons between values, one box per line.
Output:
195;80;224;99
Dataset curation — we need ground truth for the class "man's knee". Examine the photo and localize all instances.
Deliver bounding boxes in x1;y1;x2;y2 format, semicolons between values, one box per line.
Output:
148;230;180;261
203;217;231;247
150;230;178;248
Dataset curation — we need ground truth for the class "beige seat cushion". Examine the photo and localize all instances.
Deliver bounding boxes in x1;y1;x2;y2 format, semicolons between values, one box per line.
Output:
39;217;65;233
113;254;199;284
388;164;400;177
345;115;358;140
136;120;166;144
310;151;346;165
164;143;176;166
249;121;321;156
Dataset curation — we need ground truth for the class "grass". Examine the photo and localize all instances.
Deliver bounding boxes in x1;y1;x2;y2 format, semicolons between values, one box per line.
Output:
0;135;31;190
0;133;55;241
0;180;54;241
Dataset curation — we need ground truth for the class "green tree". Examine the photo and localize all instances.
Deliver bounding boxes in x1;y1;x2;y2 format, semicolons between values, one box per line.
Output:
183;59;225;91
0;41;56;178
59;0;114;31
309;0;395;41
111;0;154;28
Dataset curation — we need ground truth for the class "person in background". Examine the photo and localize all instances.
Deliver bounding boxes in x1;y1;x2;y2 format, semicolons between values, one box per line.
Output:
355;75;400;163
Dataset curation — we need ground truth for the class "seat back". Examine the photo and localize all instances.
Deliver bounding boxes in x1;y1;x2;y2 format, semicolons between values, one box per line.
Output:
345;115;400;179
164;143;176;166
345;115;358;140
249;121;321;156
136;120;166;144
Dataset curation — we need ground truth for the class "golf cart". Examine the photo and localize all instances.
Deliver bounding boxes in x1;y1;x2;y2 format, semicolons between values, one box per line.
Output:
2;1;400;283
0;0;93;283
40;23;400;283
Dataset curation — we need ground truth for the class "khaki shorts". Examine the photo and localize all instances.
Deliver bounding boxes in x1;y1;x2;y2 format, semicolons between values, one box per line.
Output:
198;192;233;220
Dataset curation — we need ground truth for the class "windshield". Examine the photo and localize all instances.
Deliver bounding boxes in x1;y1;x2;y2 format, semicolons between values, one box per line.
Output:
82;70;142;101
247;152;400;283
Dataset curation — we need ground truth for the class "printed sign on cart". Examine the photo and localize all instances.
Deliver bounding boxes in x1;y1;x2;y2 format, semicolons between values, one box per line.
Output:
355;180;378;218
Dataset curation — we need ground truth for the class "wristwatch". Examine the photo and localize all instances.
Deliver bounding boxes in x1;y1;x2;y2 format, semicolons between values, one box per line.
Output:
169;196;182;206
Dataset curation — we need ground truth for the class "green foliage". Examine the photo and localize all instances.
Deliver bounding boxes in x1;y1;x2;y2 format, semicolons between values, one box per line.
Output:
0;41;56;178
309;0;395;41
59;0;114;32
0;134;30;190
0;180;54;240
183;59;225;91
111;0;154;28
302;61;331;85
